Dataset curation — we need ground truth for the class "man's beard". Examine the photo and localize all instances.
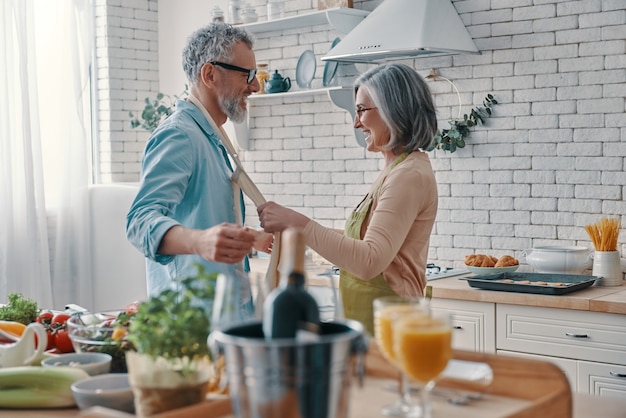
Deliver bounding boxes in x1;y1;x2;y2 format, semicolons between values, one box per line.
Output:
219;92;247;123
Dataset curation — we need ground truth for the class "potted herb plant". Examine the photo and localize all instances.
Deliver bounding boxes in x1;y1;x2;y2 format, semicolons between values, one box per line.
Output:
125;265;218;416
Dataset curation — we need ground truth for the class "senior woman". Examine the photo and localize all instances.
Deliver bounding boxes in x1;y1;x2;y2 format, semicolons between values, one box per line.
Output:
258;63;438;334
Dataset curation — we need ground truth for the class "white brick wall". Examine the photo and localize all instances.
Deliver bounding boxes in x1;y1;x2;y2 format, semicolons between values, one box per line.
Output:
95;0;159;183
97;0;626;272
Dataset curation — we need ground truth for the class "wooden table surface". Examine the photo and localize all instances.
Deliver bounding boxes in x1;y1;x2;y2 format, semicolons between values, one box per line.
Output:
4;347;626;418
3;381;625;418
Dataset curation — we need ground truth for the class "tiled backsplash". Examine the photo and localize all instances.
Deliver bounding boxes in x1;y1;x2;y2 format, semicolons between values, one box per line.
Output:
97;0;626;271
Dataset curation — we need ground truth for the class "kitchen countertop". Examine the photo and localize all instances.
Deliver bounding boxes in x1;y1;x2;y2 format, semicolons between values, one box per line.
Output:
249;257;626;315
427;273;626;314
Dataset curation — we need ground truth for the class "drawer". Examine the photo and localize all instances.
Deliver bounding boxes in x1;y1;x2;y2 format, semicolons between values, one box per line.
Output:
430;299;495;353
579;360;626;400
497;304;626;365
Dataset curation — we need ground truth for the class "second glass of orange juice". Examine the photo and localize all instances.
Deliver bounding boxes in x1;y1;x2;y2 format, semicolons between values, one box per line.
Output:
393;312;452;418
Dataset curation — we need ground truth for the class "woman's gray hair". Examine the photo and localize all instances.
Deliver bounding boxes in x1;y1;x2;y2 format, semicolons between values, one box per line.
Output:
182;23;255;84
354;63;437;154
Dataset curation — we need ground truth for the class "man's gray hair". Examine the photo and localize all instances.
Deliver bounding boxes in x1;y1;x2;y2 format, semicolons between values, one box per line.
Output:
182;23;255;84
354;63;438;153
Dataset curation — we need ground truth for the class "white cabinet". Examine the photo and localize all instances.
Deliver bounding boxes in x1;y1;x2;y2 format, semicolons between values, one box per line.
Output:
430;298;496;353
496;304;626;399
579;360;626;400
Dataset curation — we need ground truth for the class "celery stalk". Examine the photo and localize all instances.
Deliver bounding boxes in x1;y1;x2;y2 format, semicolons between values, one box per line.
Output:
0;366;89;408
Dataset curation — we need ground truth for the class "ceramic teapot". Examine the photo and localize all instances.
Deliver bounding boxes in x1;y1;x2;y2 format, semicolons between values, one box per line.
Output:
265;70;291;93
0;322;47;368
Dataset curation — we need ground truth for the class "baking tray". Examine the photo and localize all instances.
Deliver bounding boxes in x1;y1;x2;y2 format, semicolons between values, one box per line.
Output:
460;272;598;295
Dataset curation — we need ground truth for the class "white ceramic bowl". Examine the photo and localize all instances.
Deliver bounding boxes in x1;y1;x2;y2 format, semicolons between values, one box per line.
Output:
71;373;134;413
466;265;520;275
42;352;112;376
525;246;592;274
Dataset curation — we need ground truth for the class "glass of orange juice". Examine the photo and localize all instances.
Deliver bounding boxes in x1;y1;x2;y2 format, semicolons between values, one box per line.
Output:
373;296;428;417
393;312;452;418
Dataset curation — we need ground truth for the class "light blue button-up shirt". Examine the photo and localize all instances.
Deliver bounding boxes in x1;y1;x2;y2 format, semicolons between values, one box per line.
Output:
126;100;246;298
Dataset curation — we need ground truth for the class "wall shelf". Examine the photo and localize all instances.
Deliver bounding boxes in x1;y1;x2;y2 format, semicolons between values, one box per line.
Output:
229;8;370;150
230;87;365;150
240;7;369;35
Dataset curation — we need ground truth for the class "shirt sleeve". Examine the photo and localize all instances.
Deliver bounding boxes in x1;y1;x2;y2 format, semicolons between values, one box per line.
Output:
304;160;431;280
126;124;193;264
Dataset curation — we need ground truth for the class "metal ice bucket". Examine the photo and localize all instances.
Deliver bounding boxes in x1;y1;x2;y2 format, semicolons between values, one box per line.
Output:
212;320;367;418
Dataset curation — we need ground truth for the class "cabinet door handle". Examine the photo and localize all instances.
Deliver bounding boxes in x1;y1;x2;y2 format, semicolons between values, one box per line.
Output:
453;325;463;330
565;332;589;338
609;371;626;379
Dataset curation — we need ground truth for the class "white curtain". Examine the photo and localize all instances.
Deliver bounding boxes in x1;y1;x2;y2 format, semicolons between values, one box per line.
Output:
0;0;94;309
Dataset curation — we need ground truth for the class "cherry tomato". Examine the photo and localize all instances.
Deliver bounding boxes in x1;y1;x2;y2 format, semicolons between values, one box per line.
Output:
52;313;71;326
52;329;74;353
35;311;55;350
36;311;54;325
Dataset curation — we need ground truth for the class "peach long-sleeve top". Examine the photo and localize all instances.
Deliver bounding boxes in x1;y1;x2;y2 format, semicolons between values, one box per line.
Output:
303;151;438;297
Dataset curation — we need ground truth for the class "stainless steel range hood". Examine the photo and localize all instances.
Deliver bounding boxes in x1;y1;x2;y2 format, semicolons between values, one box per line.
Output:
321;0;480;63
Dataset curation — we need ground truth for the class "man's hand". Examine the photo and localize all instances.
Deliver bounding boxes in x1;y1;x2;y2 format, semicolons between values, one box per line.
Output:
158;223;256;264
195;223;257;263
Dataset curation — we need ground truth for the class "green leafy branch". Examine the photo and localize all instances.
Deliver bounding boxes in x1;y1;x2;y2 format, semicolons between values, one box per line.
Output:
129;86;188;132
127;264;217;363
428;94;498;153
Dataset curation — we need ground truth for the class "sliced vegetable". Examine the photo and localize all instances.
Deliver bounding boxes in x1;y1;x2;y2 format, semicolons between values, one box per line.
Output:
0;366;89;408
0;320;26;337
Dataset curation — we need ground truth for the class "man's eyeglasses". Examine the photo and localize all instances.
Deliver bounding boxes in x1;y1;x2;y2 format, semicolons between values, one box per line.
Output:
211;61;257;84
355;107;377;117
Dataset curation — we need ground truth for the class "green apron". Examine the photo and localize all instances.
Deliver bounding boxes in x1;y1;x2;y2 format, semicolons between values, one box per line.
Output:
340;153;409;335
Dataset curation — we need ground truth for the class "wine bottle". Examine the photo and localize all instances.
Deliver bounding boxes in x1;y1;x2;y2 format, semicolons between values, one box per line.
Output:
262;227;321;340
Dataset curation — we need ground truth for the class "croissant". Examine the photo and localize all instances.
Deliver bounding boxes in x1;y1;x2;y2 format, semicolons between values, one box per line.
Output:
465;254;497;267
495;255;519;267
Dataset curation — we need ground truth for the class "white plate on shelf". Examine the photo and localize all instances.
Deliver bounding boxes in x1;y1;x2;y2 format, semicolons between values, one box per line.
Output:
323;37;341;87
296;49;316;89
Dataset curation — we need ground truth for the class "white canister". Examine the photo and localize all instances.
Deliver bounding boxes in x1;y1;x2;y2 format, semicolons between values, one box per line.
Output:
592;251;623;286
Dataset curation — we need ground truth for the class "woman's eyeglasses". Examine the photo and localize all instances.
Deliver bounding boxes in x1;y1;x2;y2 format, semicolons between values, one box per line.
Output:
355;107;377;118
211;61;257;84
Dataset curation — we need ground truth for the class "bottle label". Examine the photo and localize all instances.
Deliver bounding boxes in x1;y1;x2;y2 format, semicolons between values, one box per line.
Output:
296;321;321;342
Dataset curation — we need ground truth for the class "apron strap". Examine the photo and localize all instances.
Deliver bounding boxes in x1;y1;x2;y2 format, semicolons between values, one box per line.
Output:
187;94;282;290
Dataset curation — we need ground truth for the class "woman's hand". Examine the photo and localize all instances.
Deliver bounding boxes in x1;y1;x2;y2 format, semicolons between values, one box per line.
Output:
257;201;310;233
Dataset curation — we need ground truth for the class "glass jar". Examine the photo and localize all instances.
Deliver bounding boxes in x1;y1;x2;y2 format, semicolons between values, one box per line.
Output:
241;4;258;23
256;63;270;94
211;6;225;22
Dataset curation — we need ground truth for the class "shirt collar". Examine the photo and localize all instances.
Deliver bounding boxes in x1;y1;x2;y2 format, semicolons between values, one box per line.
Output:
187;93;222;134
